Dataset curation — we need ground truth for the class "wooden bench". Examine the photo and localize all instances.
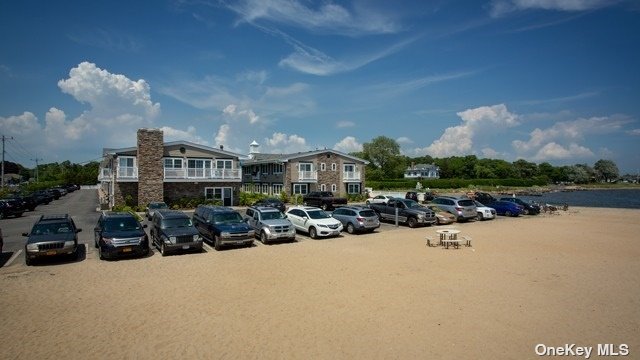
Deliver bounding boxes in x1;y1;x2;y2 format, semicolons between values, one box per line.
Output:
425;237;440;247
441;239;461;249
462;236;472;247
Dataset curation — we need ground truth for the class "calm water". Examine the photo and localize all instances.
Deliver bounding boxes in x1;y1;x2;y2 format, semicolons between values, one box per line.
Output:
516;189;640;209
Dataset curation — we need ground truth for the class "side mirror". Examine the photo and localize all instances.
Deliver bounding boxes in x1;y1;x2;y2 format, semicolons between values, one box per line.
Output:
76;228;82;233
22;232;28;237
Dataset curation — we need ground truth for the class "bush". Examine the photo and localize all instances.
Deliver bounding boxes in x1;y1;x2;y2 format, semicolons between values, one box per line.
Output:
111;205;142;221
365;178;548;190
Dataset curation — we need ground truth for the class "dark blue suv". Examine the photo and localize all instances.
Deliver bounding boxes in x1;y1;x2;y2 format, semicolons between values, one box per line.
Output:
192;205;254;250
94;212;149;260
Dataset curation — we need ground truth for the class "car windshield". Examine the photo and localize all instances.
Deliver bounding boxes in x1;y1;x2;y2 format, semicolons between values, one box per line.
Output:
307;210;330;219
458;200;474;207
104;218;141;232
403;200;421;208
261;211;285;220
150;203;168;209
474;201;486;207
213;212;243;224
162;218;193;228
359;210;377;217
32;222;72;235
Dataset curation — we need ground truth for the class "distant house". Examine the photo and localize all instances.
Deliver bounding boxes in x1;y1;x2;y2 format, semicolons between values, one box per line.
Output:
403;163;440;179
240;141;368;198
98;129;244;208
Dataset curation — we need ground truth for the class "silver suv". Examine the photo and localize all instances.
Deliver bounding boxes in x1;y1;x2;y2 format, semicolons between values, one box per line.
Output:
429;196;477;222
244;206;296;244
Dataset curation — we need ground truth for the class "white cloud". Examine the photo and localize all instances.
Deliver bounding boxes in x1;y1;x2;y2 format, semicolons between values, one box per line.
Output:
226;0;400;36
419;104;520;157
396;137;413;145
237;70;268;84
627;129;640;136
0;112;40;135
161;125;208;145
214;124;231;148
490;0;614;17
333;136;362;153
336;121;355;128
265;132;308;153
512;115;629;153
222;103;260;124
532;142;594;161
481;147;502;158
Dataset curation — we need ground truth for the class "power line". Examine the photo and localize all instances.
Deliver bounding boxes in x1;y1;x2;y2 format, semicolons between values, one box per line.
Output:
31;156;44;182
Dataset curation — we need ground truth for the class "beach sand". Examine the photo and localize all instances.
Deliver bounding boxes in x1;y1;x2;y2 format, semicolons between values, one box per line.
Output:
1;207;639;359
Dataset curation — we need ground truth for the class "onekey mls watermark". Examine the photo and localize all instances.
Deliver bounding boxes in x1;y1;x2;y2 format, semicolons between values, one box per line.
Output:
535;344;630;358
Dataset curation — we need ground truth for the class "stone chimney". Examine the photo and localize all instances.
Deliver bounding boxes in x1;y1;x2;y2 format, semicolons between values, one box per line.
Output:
249;140;260;159
137;128;164;207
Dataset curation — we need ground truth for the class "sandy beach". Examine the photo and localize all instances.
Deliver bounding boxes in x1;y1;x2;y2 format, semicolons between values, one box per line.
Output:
1;207;638;359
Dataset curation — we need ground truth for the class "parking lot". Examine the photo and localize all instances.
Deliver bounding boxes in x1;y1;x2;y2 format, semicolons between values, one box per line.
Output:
0;189;411;268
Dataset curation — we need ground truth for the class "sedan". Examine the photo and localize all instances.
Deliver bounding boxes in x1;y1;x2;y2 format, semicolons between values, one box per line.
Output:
365;195;395;205
426;205;456;225
499;197;541;215
490;201;524;217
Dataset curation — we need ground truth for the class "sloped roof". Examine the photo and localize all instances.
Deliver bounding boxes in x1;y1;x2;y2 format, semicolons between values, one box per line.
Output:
102;140;245;159
243;149;369;165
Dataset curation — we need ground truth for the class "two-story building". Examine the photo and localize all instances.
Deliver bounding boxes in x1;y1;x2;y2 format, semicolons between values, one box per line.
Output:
241;141;367;198
403;163;440;179
98;128;244;208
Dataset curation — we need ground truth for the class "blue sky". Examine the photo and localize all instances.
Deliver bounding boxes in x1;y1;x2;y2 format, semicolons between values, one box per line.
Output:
1;0;639;173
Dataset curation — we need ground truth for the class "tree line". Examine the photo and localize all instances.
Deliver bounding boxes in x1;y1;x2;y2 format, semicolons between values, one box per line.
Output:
351;136;621;184
1;160;100;186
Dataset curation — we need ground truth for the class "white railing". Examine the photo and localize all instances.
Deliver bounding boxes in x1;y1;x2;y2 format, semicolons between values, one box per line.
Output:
117;166;138;179
298;171;318;181
98;168;112;181
164;168;242;180
343;171;361;181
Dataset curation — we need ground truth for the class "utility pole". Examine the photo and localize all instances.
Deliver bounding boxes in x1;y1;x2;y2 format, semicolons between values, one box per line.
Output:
1;135;14;188
31;156;44;182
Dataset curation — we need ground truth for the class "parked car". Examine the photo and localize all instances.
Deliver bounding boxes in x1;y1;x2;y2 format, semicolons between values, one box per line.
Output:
473;201;496;221
94;212;149;260
285;206;343;239
426;205;456;225
244;206;296;244
499;197;541;215
368;198;437;228
47;188;61;200
23;214;81;265
150;210;202;256
192;205;254;250
252;198;287;213
33;190;54;205
330;205;380;234
0;227;3;254
490;201;524;217
302;191;347;211
145;201;169;220
429;196;477;222
405;191;419;202
7;194;37;212
0;198;24;219
365;194;395;205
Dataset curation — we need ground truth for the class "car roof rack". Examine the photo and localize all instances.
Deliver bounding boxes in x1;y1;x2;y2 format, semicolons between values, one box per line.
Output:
39;214;69;221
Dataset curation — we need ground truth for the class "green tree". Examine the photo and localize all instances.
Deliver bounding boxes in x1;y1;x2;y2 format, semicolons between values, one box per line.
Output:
361;136;403;177
593;159;619;182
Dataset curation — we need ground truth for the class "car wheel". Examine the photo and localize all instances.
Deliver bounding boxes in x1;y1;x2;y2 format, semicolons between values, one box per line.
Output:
303;201;308;206
505;210;512;217
261;231;269;244
214;235;223;251
477;212;484;221
346;223;355;234
523;209;529;215
25;256;32;266
0;212;4;220
160;243;167;257
365;200;370;205
321;203;329;211
309;227;317;239
15;212;22;218
407;217;417;228
98;246;105;260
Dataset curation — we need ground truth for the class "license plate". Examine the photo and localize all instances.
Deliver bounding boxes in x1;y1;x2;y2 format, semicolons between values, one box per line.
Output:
182;245;190;250
46;250;57;255
121;247;132;253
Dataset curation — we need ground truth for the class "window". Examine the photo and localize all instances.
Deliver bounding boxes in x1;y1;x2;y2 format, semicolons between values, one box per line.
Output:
118;157;136;177
320;184;326;191
331;184;337;192
261;164;268;174
320;163;326;171
344;164;355;172
261;184;269;194
188;159;211;178
331;163;337;171
242;183;252;192
216;159;232;169
273;164;283;174
299;163;313;172
164;158;183;168
347;183;361;194
272;184;283;194
293;184;308;195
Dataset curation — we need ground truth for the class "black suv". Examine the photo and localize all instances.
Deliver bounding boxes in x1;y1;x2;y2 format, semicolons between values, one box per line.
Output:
0;198;25;219
23;214;81;265
192;205;254;250
94;212;149;260
150;210;202;256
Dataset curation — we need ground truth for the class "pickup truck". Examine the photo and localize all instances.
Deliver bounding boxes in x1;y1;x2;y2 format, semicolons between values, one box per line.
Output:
368;198;437;228
302;191;347;210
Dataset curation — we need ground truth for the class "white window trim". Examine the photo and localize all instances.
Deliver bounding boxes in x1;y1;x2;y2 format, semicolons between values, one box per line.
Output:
320;184;326;191
320;163;326;171
331;163;337;171
331;184;337;192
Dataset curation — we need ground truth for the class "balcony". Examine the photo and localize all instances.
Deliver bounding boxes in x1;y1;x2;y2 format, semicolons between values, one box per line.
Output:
98;168;112;181
117;166;138;180
164;168;241;181
298;171;318;181
343;171;361;182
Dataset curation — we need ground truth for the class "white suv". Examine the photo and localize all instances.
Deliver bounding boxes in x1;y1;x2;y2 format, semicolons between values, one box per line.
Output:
285;206;343;239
